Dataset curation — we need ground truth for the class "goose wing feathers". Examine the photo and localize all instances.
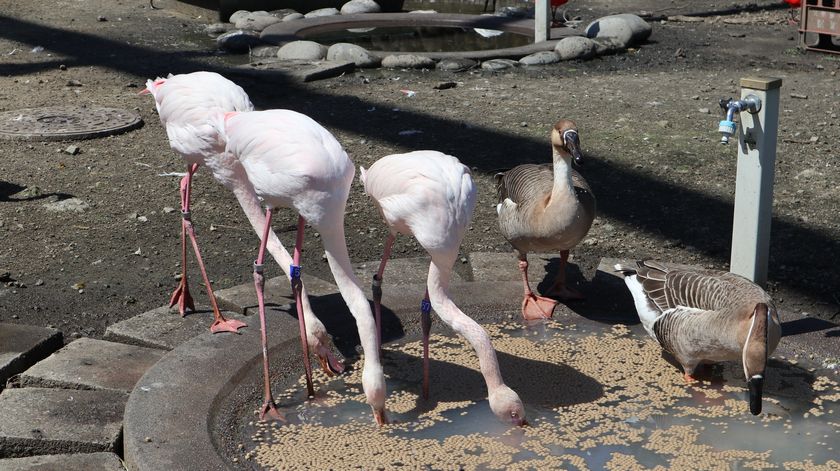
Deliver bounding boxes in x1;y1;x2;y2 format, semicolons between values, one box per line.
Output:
495;164;553;207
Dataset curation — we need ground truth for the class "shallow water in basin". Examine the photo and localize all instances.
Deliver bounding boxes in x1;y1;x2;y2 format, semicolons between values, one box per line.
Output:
238;320;840;470
306;26;532;53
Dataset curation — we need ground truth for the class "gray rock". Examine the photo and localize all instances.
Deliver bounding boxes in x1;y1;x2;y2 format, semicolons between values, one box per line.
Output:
304;7;340;18
235;12;281;31
250;45;281;58
268;9;299;19
43;197;89;213
480;58;519;71
381;54;436;69
585;14;651;48
436;58;478;72
205;22;233;36
283;12;305;21
216;30;263;53
592;36;625;55
554;36;597;60
498;6;532;18
327;43;380;68
228;10;250;24
278;40;327;60
519;50;560;65
341;0;381;15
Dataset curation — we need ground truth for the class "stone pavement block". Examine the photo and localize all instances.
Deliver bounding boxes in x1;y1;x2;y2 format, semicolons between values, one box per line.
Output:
19;338;165;393
0;452;125;470
215;273;338;316
0;388;126;458
103;306;248;350
0;323;63;392
353;257;463;286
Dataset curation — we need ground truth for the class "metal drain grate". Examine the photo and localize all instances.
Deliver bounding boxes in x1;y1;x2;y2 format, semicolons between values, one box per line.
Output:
0;106;143;141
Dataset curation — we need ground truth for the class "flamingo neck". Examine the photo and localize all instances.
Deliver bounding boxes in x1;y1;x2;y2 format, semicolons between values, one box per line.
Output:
319;224;379;358
426;257;505;391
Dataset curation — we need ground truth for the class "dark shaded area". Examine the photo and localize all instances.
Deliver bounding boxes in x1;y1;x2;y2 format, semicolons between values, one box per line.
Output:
0;182;73;203
381;348;604;410
782;317;839;337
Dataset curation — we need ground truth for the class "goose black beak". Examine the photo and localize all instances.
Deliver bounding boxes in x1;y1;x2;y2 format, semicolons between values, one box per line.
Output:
748;375;764;415
563;131;584;166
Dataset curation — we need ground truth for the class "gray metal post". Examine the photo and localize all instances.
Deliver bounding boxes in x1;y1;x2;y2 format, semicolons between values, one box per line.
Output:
730;77;782;286
535;0;550;42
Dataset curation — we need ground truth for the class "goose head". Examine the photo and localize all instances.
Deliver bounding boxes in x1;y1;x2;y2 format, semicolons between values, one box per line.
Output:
488;385;528;427
550;119;583;166
742;302;771;415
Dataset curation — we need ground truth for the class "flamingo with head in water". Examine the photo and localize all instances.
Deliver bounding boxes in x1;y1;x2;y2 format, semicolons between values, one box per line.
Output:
361;151;527;427
213;108;388;425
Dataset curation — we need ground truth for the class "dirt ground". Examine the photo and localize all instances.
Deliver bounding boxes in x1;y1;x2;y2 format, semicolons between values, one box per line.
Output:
0;0;838;341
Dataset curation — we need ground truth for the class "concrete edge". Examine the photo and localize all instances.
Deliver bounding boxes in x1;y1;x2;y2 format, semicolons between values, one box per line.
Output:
0;327;63;392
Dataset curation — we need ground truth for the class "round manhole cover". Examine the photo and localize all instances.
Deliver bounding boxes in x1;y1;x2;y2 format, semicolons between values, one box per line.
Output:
0;106;143;141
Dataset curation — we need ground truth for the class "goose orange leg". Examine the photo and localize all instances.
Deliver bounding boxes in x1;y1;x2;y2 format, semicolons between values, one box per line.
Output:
519;256;558;320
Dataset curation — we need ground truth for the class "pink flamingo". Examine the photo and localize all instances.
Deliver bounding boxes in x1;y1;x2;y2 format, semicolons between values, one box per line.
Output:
141;72;344;376
214;109;388;425
361;151;527;426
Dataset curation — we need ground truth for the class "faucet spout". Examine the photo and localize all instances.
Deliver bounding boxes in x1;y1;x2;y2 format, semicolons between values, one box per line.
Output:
718;95;761;145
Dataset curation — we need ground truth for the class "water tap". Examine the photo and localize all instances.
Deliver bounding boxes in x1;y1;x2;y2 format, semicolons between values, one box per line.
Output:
718;95;762;145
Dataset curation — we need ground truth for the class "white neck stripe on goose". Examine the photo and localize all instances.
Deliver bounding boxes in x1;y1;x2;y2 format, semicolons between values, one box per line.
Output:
743;311;758;380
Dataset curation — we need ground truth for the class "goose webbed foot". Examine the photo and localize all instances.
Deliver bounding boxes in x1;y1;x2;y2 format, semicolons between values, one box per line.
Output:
522;294;558;320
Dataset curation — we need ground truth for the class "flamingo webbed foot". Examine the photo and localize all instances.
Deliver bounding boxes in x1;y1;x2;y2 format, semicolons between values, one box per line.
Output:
259;401;286;422
210;317;247;334
169;278;195;317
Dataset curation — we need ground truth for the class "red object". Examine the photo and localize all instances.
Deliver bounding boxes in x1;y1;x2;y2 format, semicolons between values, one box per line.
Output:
552;0;569;6
784;0;802;7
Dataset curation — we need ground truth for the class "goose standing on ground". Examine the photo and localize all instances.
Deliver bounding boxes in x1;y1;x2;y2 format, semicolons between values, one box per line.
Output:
495;119;596;320
361;151;527;426
215;109;388;425
614;260;782;415
142;72;343;376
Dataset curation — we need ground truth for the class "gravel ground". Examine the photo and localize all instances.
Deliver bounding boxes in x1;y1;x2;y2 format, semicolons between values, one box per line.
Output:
0;0;838;340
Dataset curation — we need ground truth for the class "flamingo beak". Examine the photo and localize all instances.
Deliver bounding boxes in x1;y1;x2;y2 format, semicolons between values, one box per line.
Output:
138;88;151;95
317;351;345;376
373;409;389;426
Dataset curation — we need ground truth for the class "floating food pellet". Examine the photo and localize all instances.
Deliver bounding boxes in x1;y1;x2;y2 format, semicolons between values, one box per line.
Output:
232;319;840;469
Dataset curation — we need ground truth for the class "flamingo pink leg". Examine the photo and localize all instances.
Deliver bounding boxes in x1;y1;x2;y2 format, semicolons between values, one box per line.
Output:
519;256;558;320
420;290;431;400
544;250;585;300
179;163;247;334
372;234;395;350
254;207;284;421
169;165;197;316
292;216;316;399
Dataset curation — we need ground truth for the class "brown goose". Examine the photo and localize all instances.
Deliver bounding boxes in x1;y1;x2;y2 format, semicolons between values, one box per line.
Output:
614;260;782;415
495;119;596;320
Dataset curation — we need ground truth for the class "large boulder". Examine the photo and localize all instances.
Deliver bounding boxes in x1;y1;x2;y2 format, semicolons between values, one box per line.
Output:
480;58;519;71
234;11;281;31
554;36;597;60
278;40;328;60
519;51;561;65
216;30;263;53
585;14;651;48
283;12;305;21
305;8;340;18
436;58;478;72
228;10;250;24
381;54;436;69
341;0;381;15
327;43;381;68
